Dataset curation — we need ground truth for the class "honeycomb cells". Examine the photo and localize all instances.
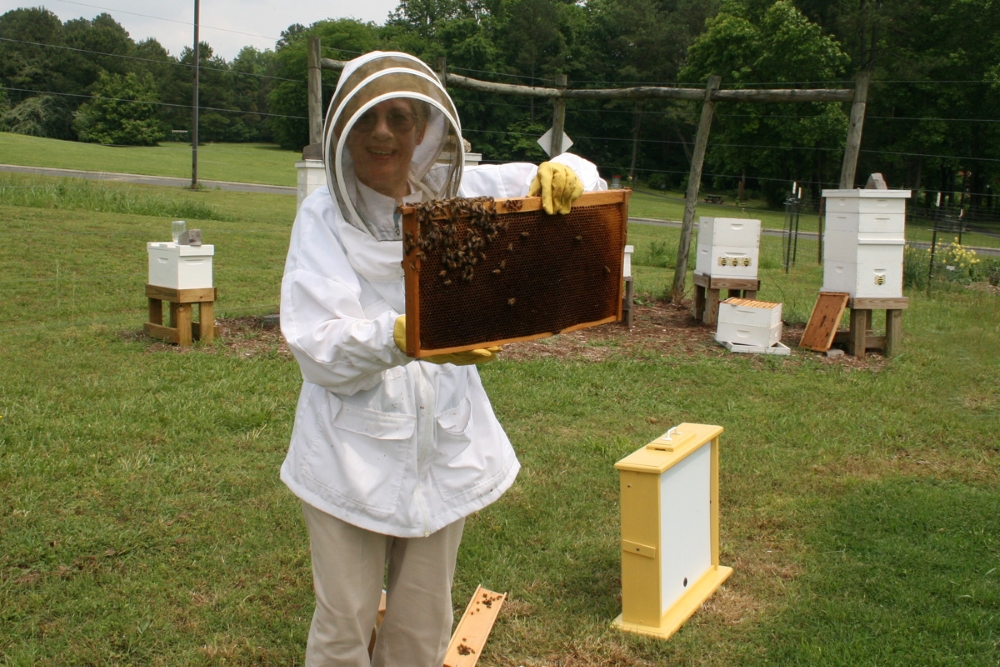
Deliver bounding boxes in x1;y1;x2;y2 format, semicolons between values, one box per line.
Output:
405;195;627;355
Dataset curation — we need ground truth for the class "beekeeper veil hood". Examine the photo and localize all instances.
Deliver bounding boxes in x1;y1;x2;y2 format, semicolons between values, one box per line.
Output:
323;51;464;240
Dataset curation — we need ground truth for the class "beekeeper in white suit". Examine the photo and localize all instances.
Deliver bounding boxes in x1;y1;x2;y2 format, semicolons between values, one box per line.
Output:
280;51;606;667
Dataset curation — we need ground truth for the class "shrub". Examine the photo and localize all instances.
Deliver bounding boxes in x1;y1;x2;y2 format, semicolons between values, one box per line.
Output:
1;95;75;140
903;245;929;289
930;238;980;285
981;257;1000;287
638;239;673;268
73;71;165;146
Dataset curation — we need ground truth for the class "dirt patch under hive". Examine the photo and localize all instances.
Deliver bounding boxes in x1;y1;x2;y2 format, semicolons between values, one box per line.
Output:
132;300;892;369
500;298;888;369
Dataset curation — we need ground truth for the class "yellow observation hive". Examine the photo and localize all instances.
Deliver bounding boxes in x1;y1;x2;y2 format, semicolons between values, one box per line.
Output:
612;423;732;640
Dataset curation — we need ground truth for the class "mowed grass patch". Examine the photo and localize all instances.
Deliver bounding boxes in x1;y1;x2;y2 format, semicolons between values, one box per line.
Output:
2;188;999;665
0;132;300;187
0;173;232;221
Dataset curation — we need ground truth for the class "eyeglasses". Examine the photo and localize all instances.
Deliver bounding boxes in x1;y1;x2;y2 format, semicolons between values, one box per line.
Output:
352;107;417;134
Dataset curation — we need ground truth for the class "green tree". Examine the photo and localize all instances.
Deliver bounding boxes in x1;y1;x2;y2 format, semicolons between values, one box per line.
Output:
229;46;278;142
73;70;164;145
269;19;383;151
680;0;850;204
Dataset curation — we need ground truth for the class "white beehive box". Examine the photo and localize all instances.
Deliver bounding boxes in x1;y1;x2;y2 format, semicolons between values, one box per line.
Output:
295;159;326;210
147;242;214;289
821;189;910;298
715;298;782;348
696;218;761;278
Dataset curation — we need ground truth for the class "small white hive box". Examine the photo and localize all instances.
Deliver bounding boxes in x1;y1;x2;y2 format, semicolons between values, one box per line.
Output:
715;298;782;348
295;159;326;210
612;423;732;640
821;188;911;298
696;217;762;278
147;242;214;289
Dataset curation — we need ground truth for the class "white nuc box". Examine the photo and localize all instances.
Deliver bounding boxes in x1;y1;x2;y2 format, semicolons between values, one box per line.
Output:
821;189;911;298
696;217;762;279
715;298;783;348
613;423;732;641
296;159;327;210
147;242;215;289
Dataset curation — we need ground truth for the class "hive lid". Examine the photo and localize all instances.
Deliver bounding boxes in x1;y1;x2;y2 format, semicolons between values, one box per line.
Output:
146;242;215;256
615;423;724;473
721;298;780;309
820;188;911;199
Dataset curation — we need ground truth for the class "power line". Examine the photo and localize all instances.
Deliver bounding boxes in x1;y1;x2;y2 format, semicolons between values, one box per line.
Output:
50;0;285;45
447;65;556;85
3;86;307;120
0;37;302;82
858;148;1000;163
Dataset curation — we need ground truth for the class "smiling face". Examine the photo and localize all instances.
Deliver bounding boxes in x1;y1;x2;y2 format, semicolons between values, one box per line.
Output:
343;98;427;201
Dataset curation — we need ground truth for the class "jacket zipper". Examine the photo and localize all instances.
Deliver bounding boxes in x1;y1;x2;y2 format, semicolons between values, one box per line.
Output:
414;363;434;537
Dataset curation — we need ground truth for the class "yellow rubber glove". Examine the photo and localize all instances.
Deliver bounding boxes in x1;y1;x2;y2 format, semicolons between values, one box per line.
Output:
393;316;501;365
528;162;584;215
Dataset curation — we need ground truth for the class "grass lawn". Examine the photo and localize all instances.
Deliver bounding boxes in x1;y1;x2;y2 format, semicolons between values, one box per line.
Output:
0;132;300;187
1;176;999;666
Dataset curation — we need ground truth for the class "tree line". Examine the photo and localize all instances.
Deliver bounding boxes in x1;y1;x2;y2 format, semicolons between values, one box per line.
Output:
2;0;1000;216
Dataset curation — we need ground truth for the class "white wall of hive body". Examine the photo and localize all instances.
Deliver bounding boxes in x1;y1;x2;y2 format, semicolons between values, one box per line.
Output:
296;159;327;210
696;217;762;279
147;242;215;289
714;298;782;348
820;189;910;298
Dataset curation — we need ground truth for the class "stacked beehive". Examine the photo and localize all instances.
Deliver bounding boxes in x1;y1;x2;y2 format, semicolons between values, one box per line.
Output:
695;217;762;279
820;189;911;298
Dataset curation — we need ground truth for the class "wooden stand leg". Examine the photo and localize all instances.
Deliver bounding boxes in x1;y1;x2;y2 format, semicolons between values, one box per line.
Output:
704;288;721;325
199;301;215;342
848;308;870;357
744;289;757;299
175;304;193;346
148;298;163;326
693;284;706;322
885;309;902;357
622;278;635;329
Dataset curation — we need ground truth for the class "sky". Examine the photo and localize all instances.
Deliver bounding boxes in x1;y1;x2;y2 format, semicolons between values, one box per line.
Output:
1;0;402;60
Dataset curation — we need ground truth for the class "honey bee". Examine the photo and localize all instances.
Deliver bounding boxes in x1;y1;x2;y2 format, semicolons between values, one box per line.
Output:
507;297;516;306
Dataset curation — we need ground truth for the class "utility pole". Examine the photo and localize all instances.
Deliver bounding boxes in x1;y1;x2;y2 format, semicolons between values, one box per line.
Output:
191;0;200;189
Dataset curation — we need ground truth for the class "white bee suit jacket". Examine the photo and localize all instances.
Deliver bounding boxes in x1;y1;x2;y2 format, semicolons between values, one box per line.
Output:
280;51;606;538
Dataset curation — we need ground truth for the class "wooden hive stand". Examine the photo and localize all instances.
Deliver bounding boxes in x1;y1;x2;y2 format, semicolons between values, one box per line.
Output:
833;296;908;358
144;284;217;346
692;271;761;325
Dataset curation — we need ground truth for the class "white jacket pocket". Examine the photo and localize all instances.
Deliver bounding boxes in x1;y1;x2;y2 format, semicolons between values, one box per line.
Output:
303;395;416;515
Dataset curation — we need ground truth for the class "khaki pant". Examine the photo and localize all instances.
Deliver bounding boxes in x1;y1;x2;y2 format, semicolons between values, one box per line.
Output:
301;502;465;667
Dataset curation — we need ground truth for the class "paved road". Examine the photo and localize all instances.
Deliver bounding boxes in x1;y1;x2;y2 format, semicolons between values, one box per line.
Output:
0;163;296;195
3;164;997;257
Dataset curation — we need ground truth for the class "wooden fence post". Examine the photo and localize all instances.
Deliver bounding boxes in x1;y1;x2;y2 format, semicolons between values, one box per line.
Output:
672;75;721;304
551;74;568;157
436;57;447;86
839;71;871;189
307;37;323;147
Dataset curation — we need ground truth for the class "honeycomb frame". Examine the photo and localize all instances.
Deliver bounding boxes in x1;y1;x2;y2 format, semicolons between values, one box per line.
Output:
400;189;631;358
